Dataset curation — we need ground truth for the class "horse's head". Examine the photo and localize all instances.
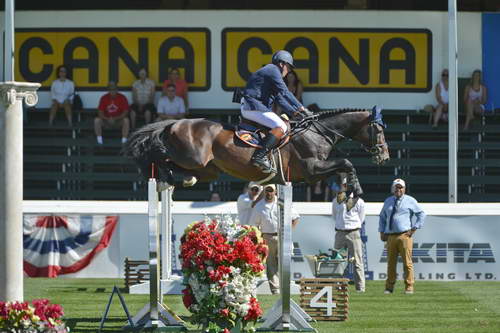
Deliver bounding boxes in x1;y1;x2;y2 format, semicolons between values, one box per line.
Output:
352;107;390;165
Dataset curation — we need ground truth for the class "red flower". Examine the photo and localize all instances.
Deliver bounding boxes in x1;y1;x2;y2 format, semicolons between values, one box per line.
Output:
0;302;7;318
45;304;64;319
219;308;230;317
182;287;195;308
244;297;263;321
10;301;30;312
222;329;230;333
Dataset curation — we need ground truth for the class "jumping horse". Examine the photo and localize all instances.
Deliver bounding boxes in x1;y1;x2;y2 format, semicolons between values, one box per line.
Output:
123;107;390;196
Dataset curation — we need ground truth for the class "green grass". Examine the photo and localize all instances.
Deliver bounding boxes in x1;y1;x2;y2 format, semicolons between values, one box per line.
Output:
24;278;500;333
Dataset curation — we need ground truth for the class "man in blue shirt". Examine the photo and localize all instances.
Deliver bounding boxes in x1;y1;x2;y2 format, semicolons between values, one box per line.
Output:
241;50;311;173
378;178;426;294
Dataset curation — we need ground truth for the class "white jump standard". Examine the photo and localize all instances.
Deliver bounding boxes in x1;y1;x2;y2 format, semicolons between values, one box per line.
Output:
126;178;185;330
259;183;316;332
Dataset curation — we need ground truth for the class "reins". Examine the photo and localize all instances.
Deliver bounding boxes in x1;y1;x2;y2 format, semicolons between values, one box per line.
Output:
289;109;386;156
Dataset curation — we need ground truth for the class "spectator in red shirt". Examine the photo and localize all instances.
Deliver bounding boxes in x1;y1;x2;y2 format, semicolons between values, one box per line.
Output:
162;67;189;111
94;81;130;145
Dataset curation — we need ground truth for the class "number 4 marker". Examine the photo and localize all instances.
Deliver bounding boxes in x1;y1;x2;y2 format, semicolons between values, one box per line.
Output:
309;286;337;316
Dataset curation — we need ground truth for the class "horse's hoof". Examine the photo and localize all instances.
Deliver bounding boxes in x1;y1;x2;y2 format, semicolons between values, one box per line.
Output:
183;176;198;187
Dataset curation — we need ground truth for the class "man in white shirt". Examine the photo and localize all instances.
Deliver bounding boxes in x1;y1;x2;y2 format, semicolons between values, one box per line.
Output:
237;181;262;225
332;183;366;292
249;184;299;294
49;65;75;126
130;68;156;129
156;84;186;120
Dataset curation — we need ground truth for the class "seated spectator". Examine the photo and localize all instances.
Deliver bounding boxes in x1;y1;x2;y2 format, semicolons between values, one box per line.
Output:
431;69;449;128
209;191;222;202
156;84;186;121
307;180;331;202
463;69;488;131
130;68;156;129
162;67;189;111
49;65;75;126
285;69;303;102
94;81;130;145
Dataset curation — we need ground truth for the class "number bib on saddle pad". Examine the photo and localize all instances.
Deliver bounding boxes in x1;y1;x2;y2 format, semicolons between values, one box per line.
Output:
234;124;264;148
234;121;291;149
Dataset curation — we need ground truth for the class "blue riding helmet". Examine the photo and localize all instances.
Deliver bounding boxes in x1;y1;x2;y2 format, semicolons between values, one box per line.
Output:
272;50;295;68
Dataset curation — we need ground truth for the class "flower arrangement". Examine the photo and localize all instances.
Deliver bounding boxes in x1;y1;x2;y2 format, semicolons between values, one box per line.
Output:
180;216;268;333
0;299;68;333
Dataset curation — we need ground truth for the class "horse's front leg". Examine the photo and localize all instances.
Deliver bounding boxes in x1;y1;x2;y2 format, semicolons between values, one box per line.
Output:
302;157;363;197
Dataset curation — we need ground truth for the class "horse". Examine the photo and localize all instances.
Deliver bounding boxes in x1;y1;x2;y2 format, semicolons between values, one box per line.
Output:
123;108;390;196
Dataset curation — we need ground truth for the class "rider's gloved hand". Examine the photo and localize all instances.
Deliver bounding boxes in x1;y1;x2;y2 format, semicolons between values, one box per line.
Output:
302;109;314;117
295;106;314;118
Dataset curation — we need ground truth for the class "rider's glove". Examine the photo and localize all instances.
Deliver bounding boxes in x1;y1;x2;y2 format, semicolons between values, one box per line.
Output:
302;109;314;117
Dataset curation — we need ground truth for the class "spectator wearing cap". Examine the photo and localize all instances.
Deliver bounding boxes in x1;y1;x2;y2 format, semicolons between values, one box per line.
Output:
332;179;366;292
249;184;299;294
237;182;263;225
379;179;426;295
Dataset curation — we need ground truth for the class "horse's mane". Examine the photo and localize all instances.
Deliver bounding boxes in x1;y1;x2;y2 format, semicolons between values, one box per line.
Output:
316;108;369;119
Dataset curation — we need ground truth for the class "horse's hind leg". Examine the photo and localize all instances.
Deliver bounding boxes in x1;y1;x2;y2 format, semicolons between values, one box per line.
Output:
159;161;220;187
184;162;220;186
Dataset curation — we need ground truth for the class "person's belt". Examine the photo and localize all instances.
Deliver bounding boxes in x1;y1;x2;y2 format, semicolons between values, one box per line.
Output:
386;230;410;235
262;232;278;236
335;228;360;232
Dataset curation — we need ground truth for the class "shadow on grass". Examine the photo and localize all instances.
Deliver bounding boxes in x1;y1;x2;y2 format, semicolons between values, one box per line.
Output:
66;317;128;333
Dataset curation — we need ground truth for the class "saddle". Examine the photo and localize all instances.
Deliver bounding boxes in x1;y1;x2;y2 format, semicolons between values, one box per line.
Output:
234;116;291;149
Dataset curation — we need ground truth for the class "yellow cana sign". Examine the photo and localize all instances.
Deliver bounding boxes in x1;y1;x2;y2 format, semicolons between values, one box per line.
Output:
15;28;210;90
222;28;432;92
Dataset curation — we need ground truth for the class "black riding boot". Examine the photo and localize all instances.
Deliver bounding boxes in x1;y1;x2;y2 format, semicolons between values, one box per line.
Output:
251;134;279;173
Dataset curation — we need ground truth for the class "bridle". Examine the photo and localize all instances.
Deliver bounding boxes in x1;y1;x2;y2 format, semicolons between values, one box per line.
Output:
291;110;388;160
364;121;388;157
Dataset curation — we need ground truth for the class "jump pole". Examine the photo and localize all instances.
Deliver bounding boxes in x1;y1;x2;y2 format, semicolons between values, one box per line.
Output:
126;178;185;330
259;182;315;332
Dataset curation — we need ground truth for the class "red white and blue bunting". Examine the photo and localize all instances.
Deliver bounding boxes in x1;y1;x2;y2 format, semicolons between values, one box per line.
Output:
23;215;118;277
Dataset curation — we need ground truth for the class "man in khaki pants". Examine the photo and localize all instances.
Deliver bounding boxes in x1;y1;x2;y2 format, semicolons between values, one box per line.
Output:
249;184;299;294
378;179;426;294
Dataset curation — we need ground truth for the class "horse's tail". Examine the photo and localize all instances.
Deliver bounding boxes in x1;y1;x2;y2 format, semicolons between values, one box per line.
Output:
122;120;176;169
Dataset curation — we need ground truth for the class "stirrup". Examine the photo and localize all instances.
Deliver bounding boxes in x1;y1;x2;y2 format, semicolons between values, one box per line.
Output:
252;157;276;174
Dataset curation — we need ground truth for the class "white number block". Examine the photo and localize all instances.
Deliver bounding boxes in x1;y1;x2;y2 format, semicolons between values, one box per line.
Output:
309;286;337;316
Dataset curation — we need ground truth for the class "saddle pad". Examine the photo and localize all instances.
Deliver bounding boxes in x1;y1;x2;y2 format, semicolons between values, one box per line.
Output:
235;129;263;148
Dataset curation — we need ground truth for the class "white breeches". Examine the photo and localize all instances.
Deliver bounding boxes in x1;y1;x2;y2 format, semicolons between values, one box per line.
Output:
241;110;287;133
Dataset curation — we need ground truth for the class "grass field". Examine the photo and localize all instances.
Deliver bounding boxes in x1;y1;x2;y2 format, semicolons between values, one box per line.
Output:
24;278;500;333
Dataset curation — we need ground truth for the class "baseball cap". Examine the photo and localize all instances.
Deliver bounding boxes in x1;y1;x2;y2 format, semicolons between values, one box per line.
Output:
392;179;406;188
248;181;262;190
264;184;276;192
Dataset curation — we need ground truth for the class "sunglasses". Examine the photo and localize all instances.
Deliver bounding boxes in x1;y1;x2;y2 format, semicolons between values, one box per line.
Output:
395;185;404;189
442;73;448;77
265;188;275;193
250;187;260;192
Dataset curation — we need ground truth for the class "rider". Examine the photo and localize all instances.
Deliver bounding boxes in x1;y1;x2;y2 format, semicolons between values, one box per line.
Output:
241;50;312;173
